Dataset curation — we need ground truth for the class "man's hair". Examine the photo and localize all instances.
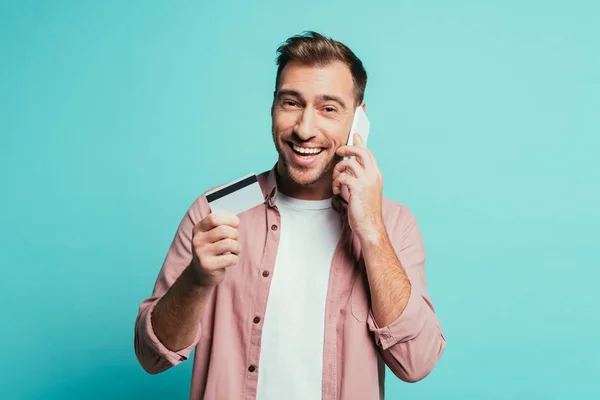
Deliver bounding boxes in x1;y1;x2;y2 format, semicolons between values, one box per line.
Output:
274;31;367;105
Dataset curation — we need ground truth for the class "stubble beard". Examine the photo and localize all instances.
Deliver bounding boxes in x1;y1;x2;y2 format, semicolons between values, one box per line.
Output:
273;132;339;188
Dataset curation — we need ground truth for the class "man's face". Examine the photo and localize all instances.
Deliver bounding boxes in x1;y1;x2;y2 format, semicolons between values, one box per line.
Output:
271;60;362;195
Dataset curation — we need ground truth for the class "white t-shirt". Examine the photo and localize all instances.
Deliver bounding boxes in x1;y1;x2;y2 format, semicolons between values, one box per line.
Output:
256;191;343;400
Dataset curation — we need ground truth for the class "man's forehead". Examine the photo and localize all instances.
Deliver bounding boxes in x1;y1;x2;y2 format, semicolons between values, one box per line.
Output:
278;61;354;98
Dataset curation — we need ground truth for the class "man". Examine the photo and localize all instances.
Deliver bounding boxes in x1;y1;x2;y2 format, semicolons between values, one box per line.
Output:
134;31;445;399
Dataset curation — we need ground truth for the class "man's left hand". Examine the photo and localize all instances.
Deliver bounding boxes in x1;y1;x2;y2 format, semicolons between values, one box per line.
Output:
333;133;385;242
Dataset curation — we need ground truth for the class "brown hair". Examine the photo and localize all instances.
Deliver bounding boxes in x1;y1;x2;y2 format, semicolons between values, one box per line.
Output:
274;31;368;105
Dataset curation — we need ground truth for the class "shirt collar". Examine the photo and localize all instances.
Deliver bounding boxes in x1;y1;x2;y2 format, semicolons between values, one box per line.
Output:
258;164;279;207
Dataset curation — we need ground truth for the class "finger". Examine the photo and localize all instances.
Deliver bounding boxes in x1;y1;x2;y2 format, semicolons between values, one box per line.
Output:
208;253;239;269
209;238;241;256
335;144;371;166
198;212;240;232
333;158;363;180
353;132;366;147
206;225;239;243
332;170;356;195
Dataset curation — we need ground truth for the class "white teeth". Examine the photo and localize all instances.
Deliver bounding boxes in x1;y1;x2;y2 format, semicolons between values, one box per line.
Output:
292;144;323;155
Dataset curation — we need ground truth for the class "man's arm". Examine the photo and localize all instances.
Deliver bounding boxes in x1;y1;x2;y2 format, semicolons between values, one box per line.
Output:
134;196;240;374
333;134;446;382
360;223;411;328
361;211;446;383
134;202;203;375
150;265;212;355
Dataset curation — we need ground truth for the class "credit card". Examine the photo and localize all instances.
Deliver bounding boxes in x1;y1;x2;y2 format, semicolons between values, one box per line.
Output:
205;173;265;215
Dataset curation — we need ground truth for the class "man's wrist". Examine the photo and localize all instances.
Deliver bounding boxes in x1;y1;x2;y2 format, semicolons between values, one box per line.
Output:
184;264;217;292
356;220;387;247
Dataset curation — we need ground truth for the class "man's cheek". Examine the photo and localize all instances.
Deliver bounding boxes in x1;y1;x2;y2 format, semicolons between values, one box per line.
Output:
278;112;298;127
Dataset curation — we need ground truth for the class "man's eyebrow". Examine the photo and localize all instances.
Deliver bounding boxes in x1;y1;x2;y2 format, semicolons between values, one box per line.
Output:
317;94;347;111
276;90;348;110
276;89;302;99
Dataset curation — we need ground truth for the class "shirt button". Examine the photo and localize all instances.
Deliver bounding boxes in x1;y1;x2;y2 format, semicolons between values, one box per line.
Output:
248;365;256;372
271;224;278;231
262;271;269;277
253;316;261;324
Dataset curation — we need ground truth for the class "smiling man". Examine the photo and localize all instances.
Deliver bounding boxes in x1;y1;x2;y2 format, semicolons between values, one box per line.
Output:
134;31;446;400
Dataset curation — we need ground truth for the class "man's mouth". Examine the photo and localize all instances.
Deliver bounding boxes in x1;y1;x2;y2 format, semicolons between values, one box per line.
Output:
288;142;324;156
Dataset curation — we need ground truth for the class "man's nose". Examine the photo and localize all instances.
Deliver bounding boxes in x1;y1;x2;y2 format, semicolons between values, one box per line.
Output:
294;109;316;140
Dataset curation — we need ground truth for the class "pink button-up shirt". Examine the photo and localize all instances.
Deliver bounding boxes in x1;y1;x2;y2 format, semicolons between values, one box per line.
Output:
134;166;446;399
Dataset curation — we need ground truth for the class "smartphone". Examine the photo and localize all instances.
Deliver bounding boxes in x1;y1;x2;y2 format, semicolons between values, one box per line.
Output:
346;106;370;149
340;107;371;202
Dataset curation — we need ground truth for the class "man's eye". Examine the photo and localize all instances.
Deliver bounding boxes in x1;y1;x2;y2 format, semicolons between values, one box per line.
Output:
323;106;337;113
283;100;299;108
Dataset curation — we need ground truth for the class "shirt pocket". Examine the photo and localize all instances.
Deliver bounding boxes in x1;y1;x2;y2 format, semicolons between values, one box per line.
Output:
350;268;371;323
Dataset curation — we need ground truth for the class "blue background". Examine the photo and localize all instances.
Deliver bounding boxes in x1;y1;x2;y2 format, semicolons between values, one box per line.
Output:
1;1;599;399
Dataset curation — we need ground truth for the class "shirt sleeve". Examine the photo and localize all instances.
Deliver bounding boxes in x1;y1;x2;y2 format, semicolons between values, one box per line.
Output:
133;195;210;374
366;206;446;383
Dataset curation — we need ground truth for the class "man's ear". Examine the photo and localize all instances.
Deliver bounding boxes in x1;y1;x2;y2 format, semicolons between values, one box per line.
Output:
360;102;366;113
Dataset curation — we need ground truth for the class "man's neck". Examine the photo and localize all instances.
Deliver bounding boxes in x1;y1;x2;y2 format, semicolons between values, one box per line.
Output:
275;164;334;201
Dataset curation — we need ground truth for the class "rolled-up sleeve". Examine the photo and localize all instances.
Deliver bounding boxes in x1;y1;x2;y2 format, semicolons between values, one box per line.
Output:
367;207;446;383
134;195;209;374
134;297;203;373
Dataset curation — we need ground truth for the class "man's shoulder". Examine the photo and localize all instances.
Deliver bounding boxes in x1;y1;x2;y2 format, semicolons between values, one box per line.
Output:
180;178;238;222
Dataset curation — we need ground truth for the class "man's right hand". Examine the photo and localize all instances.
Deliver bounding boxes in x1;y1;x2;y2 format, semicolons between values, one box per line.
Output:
190;212;241;288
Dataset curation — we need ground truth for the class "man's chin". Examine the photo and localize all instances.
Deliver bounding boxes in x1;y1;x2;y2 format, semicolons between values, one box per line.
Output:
286;169;318;186
286;162;332;186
